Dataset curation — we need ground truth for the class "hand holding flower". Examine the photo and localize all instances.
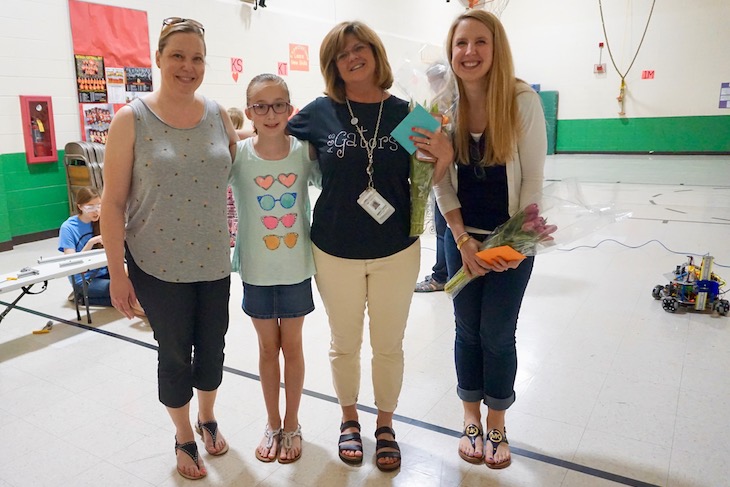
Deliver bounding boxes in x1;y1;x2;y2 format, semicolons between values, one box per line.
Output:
458;236;489;277
444;180;632;298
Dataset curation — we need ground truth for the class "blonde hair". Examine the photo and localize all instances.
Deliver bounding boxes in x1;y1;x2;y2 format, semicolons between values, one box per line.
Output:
158;19;206;55
319;21;394;104
227;107;244;129
446;10;519;166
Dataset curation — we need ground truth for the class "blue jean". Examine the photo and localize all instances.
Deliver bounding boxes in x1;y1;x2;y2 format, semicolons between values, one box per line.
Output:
70;270;112;307
431;201;447;283
444;228;534;410
242;278;314;319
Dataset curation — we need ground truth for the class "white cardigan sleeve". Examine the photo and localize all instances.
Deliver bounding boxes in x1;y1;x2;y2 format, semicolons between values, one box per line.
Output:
511;86;547;212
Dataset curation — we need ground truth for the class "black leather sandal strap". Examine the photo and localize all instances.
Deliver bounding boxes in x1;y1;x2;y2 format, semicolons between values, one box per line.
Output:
374;426;396;438
376;439;400;452
340;420;361;432
199;420;219;444
175;440;200;466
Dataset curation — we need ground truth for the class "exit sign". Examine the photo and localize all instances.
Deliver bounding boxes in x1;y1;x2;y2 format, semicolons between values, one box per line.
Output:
641;70;655;79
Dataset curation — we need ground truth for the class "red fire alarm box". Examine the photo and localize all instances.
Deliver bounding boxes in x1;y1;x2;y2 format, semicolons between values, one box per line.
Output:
19;95;58;164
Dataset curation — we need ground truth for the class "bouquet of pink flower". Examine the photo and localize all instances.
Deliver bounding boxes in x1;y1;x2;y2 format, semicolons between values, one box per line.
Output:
444;180;631;297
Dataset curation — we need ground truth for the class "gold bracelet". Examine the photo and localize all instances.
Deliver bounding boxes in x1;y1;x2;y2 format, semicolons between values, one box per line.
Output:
456;233;472;250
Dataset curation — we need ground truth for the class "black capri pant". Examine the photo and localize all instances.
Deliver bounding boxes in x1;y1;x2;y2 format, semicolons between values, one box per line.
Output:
126;250;230;408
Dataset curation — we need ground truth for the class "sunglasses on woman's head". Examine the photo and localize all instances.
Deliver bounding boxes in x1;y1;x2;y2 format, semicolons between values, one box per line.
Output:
161;17;205;34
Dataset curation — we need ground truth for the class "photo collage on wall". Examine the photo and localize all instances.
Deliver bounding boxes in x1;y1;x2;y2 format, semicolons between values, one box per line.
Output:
73;62;153;144
69;0;152;145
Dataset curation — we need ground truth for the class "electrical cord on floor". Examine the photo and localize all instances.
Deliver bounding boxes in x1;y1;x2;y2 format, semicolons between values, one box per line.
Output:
557;238;729;268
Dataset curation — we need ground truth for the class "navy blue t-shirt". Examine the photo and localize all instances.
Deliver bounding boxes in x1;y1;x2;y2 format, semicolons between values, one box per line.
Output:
288;96;416;259
457;134;510;232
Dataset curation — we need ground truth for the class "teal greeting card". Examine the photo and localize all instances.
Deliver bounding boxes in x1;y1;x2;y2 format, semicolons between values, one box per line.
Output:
391;103;441;154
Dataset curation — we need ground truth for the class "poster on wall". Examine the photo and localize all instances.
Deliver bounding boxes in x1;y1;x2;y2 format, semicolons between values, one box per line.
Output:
125;67;153;101
289;44;309;72
81;103;114;144
75;55;107;103
105;67;126;104
68;0;151;143
720;82;730;109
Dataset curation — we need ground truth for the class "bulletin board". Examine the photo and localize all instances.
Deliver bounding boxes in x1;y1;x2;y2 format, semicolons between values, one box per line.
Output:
68;0;152;143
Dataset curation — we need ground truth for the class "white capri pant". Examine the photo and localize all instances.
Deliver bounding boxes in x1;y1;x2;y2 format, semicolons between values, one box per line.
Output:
313;240;420;412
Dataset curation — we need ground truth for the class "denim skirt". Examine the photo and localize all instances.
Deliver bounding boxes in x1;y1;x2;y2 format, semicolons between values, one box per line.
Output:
242;278;314;319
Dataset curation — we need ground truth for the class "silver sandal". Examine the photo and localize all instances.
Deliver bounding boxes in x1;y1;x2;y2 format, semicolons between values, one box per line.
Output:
279;425;302;464
255;425;281;463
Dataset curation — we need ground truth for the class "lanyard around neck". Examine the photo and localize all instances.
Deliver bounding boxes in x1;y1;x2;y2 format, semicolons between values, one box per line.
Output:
345;93;385;189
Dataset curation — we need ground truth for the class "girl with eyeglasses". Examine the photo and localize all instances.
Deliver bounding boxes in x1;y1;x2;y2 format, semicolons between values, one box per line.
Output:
229;73;320;464
101;17;238;480
413;11;547;469
58;187;108;305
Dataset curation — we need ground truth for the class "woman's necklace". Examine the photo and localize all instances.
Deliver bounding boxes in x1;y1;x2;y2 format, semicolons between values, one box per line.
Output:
344;92;395;224
345;92;385;189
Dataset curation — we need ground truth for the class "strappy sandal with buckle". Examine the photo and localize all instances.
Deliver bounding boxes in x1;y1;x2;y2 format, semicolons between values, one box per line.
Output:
255;425;282;463
374;426;401;472
195;418;229;456
279;424;303;464
338;420;363;465
485;427;511;469
458;423;484;464
175;438;206;480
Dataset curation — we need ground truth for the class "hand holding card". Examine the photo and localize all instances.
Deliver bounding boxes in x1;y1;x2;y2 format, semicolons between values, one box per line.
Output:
390;103;441;155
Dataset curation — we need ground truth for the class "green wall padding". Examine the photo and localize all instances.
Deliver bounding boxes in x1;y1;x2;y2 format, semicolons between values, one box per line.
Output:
556;115;730;153
0;162;10;243
538;91;558;155
0;151;68;242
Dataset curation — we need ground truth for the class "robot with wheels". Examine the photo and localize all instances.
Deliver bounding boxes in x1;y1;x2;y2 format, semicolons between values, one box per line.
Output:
652;255;729;316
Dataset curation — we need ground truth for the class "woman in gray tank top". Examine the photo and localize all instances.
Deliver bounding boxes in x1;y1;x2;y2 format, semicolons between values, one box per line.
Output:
101;17;238;481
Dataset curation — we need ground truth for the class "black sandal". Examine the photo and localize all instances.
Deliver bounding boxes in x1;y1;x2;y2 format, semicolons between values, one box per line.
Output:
458;423;484;464
485;428;511;469
196;419;229;456
175;438;206;480
338;420;363;465
374;426;401;472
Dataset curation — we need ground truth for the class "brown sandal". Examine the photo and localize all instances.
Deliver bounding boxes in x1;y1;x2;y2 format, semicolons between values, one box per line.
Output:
458;423;485;464
485;428;511;469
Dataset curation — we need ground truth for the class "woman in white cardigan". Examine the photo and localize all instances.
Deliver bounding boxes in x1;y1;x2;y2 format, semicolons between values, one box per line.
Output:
411;9;546;469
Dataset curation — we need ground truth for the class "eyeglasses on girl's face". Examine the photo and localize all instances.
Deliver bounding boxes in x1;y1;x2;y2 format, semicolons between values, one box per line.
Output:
161;17;205;34
248;102;291;116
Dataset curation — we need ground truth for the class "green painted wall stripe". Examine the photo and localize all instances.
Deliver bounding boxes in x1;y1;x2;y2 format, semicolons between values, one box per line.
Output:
1;150;68;244
0;162;10;243
556;115;730;153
